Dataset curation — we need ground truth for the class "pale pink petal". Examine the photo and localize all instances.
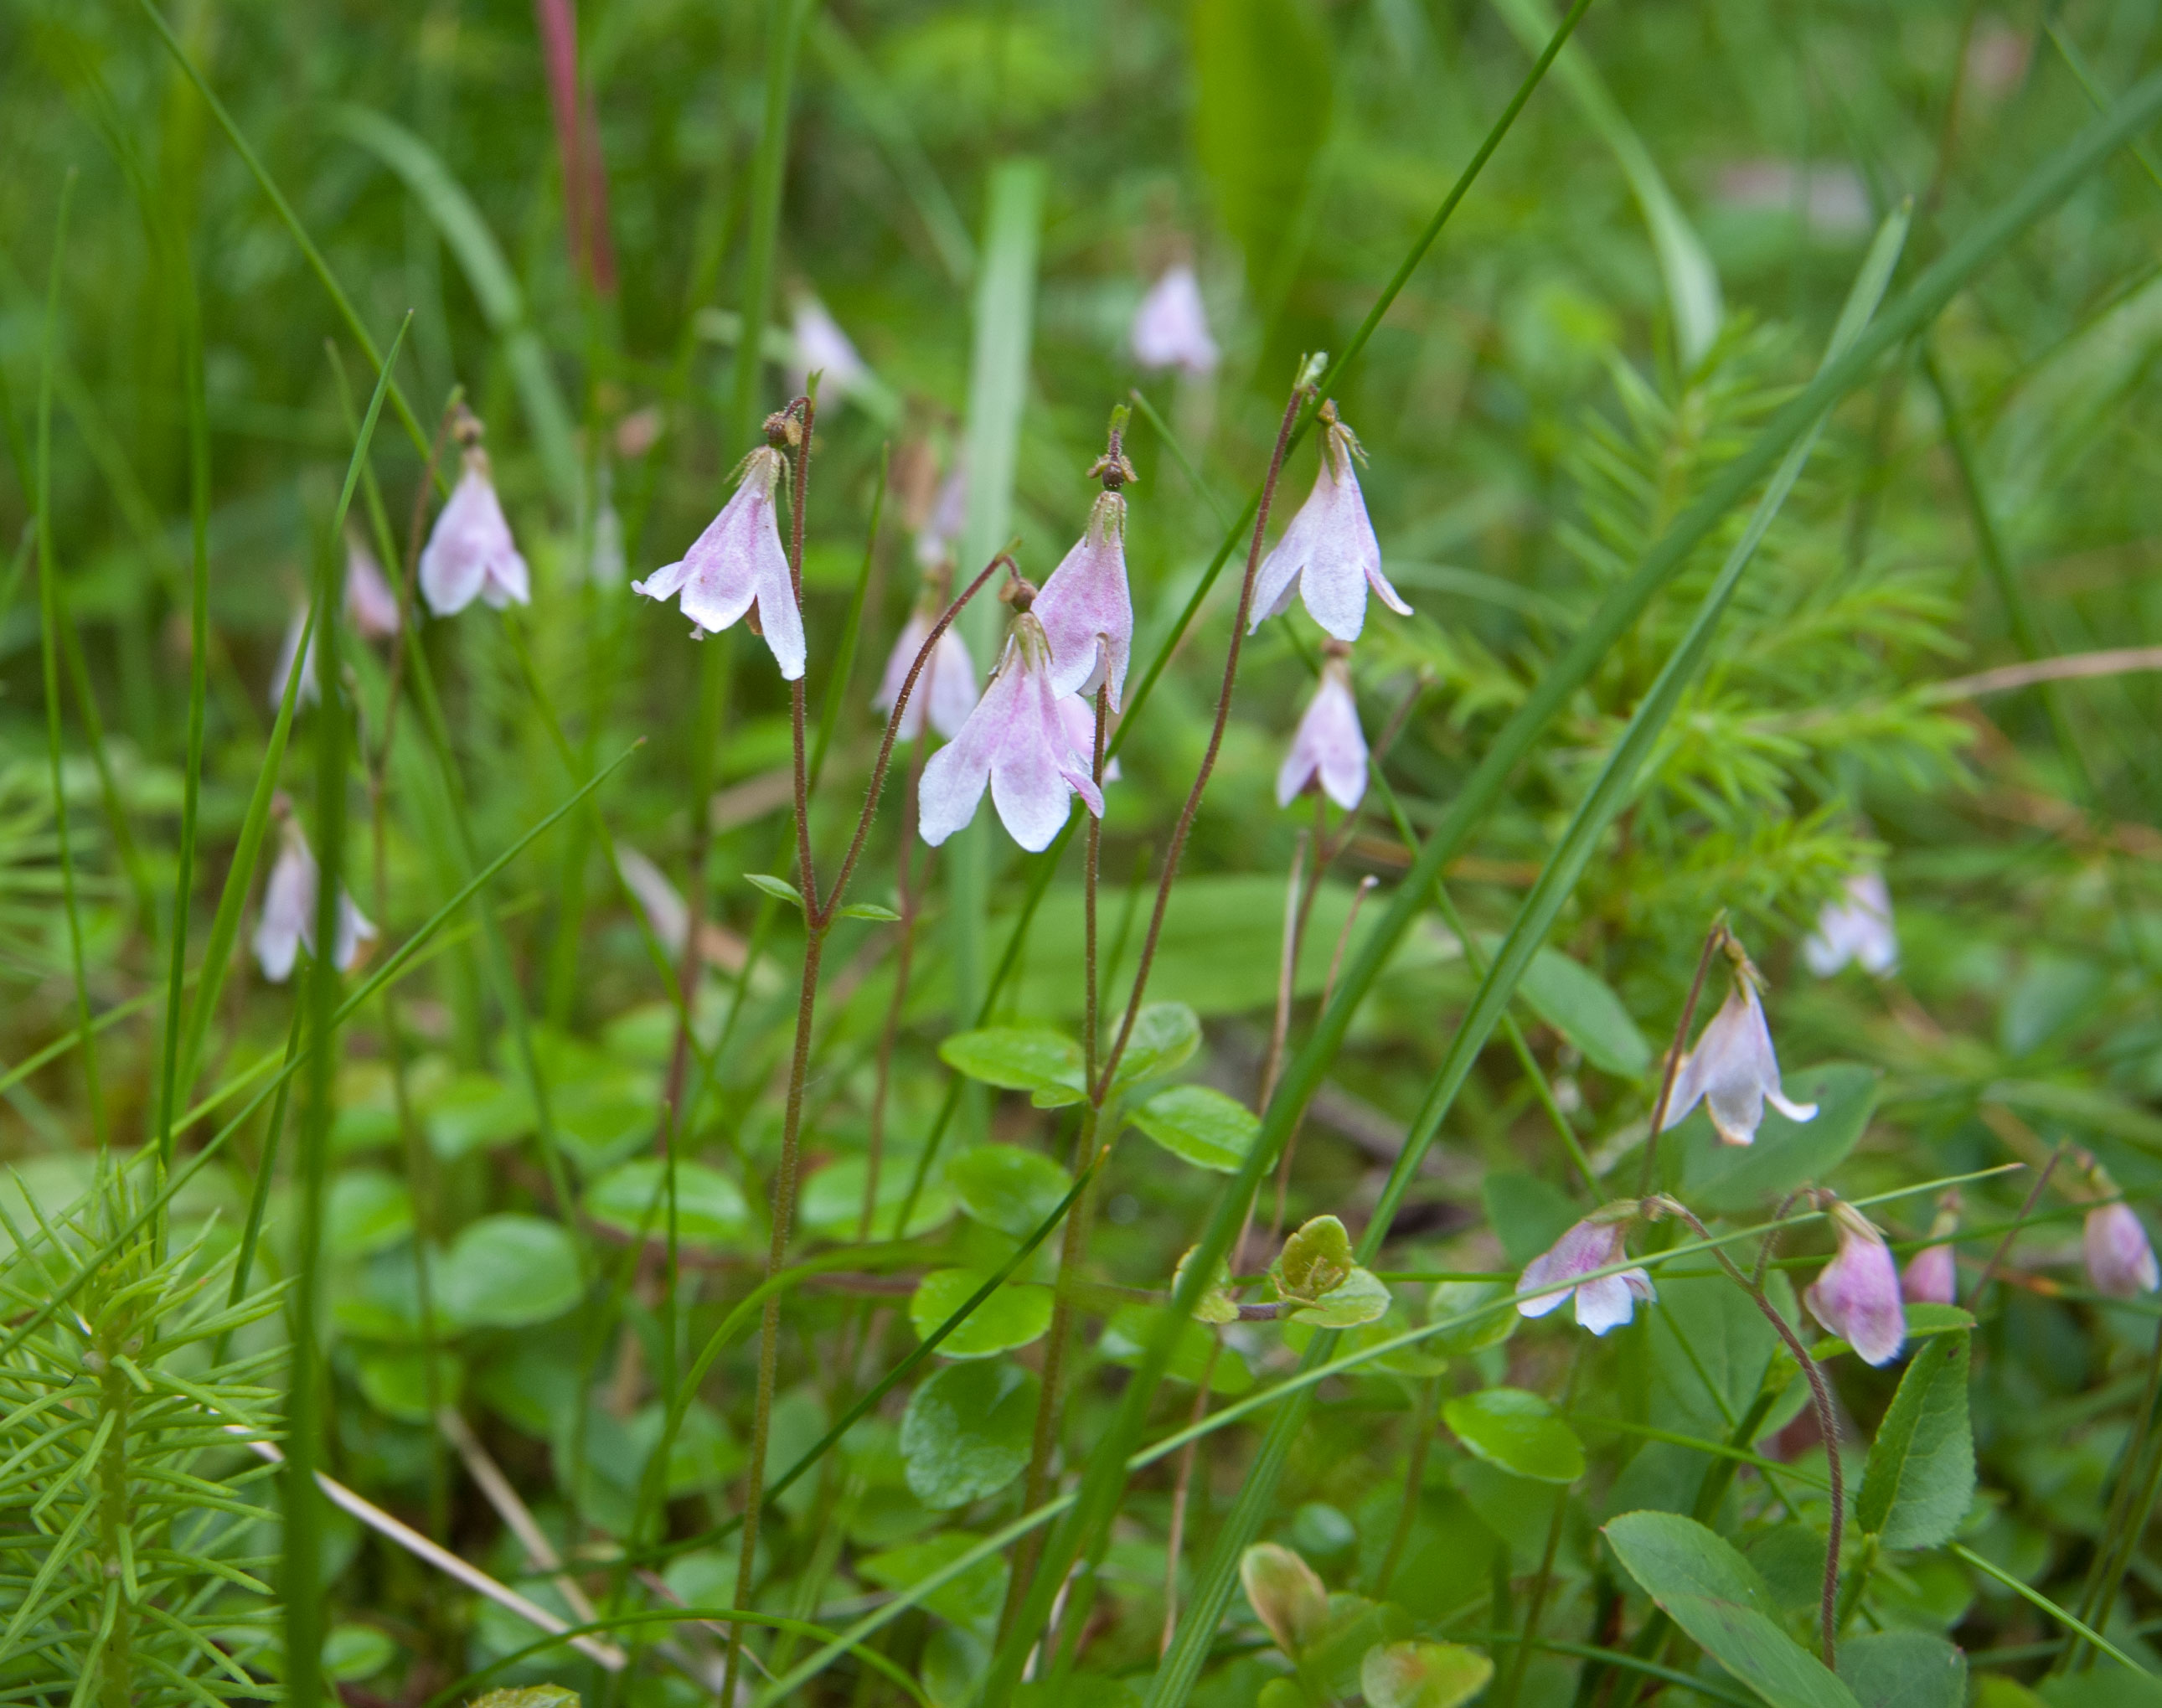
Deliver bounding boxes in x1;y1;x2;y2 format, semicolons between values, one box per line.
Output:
874;616;936;739
1664;983;1814;1148
790;297;869;398
1573;1273;1640;1335
344;539;403;637
253;833;315;983
641;447;802;677
1249;474;1328;635
1277;661;1367;810
421;459;529;617
1805;1213;1906;1366
1033;494;1133;709
1131;265;1220;375
918;646;1023;846
926;631;981;739
2086;1205;2160;1298
991;658;1090;852
333;891;378;973
270;611;320;711
1901;1245;1957;1306
1055;695;1119;782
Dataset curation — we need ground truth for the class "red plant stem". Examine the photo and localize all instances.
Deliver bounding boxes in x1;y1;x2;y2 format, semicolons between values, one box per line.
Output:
1092;382;1309;1098
533;0;617;292
859;728;934;1242
1639;917;1726;1196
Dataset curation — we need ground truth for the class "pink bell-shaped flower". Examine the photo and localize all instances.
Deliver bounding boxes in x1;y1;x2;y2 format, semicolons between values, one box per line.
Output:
253;817;377;983
874;611;978;742
790;295;869;401
1277;647;1367;811
420;441;530;616
1517;1209;1657;1336
1131;264;1220;376
1804;1198;1906;1366
1250;405;1411;643
1055;694;1120;782
633;444;805;680
918;611;1105;853
2085;1203;2160;1298
1033;490;1134;710
343;535;403;639
1803;872;1898;977
1901;1193;1960;1305
1661;974;1818;1147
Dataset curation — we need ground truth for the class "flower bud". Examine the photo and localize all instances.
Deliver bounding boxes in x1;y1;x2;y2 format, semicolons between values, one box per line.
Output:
1277;649;1368;811
1239;1543;1329;1655
1804;1199;1905;1366
1901;1193;1960;1305
2085;1204;2159;1299
1032;490;1134;710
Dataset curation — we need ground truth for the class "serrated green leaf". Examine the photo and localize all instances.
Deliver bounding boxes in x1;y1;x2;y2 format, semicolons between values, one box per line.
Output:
1112;1002;1202;1087
908;1268;1055;1358
1859;1331;1974;1550
1133;1085;1258;1172
947;1144;1071;1238
937;1027;1085;1099
1603;1511;1860;1708
745;872;805;906
900;1360;1040;1509
1443;1388;1586;1484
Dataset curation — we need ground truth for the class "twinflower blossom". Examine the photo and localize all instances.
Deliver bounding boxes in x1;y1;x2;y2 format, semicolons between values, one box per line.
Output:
343;536;403;638
1277;646;1368;811
2085;1204;2159;1299
1804;1198;1905;1365
790;296;869;400
1131;264;1220;376
633;443;805;679
1055;694;1120;782
1033;488;1134;710
918;607;1105;853
1517;1208;1656;1336
1250;404;1411;643
874;611;978;741
1803;872;1898;977
1901;1192;1960;1305
254;818;376;983
420;425;530;616
1661;962;1818;1147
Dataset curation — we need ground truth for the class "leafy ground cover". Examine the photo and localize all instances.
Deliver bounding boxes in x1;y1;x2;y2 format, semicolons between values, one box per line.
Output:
4;0;2162;1705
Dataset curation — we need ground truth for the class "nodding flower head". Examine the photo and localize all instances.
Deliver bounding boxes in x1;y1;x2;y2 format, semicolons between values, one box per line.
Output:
1517;1204;1656;1336
632;444;805;679
917;611;1105;853
1249;405;1411;643
1277;645;1368;811
420;428;530;617
1661;943;1818;1147
1131;263;1220;377
2085;1202;2160;1299
1901;1191;1961;1305
1803;871;1899;978
789;295;869;401
1055;694;1120;782
1804;1196;1905;1366
253;816;377;983
344;535;403;638
873;608;978;742
1033;489;1134;710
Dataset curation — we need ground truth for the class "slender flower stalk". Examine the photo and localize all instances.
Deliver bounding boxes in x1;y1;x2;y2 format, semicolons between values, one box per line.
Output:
874;577;978;740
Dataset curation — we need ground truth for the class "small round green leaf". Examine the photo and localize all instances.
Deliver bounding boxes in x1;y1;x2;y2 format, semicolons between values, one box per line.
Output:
1361;1640;1496;1708
355;1347;466;1422
584;1159;749;1248
947;1143;1071;1237
1289;1267;1391;1328
439;1214;583;1329
909;1267;1055;1358
421;1072;534;1161
1427;1280;1520;1355
328;1169;413;1258
1443;1386;1586;1484
1240;1541;1329;1655
938;1027;1085;1097
900;1360;1040;1509
1132;1085;1258;1172
1112;1001;1202;1086
746;873;804;906
322;1623;397;1683
1275;1214;1355;1302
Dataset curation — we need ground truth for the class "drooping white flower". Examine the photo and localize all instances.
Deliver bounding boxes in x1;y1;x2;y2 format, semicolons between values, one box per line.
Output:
269;610;321;712
1249;407;1411;643
2086;1204;2160;1299
420;444;530;616
1661;978;1819;1147
1131;264;1220;376
1804;1198;1906;1366
1803;872;1898;977
1277;651;1367;811
790;296;869;401
1055;694;1120;782
874;611;978;741
1517;1210;1656;1336
918;612;1105;853
915;464;968;570
253;818;376;983
633;445;805;680
343;536;403;638
1032;491;1134;710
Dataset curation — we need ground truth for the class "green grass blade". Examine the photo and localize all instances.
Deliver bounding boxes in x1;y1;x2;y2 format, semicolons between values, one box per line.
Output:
733;0;811;447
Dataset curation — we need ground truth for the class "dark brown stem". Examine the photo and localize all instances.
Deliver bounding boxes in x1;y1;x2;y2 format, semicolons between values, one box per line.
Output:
1640;918;1726;1196
859;728;935;1243
788;395;818;902
1095;382;1308;1097
1083;685;1107;1093
813;551;1010;923
1158;1335;1222;1656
